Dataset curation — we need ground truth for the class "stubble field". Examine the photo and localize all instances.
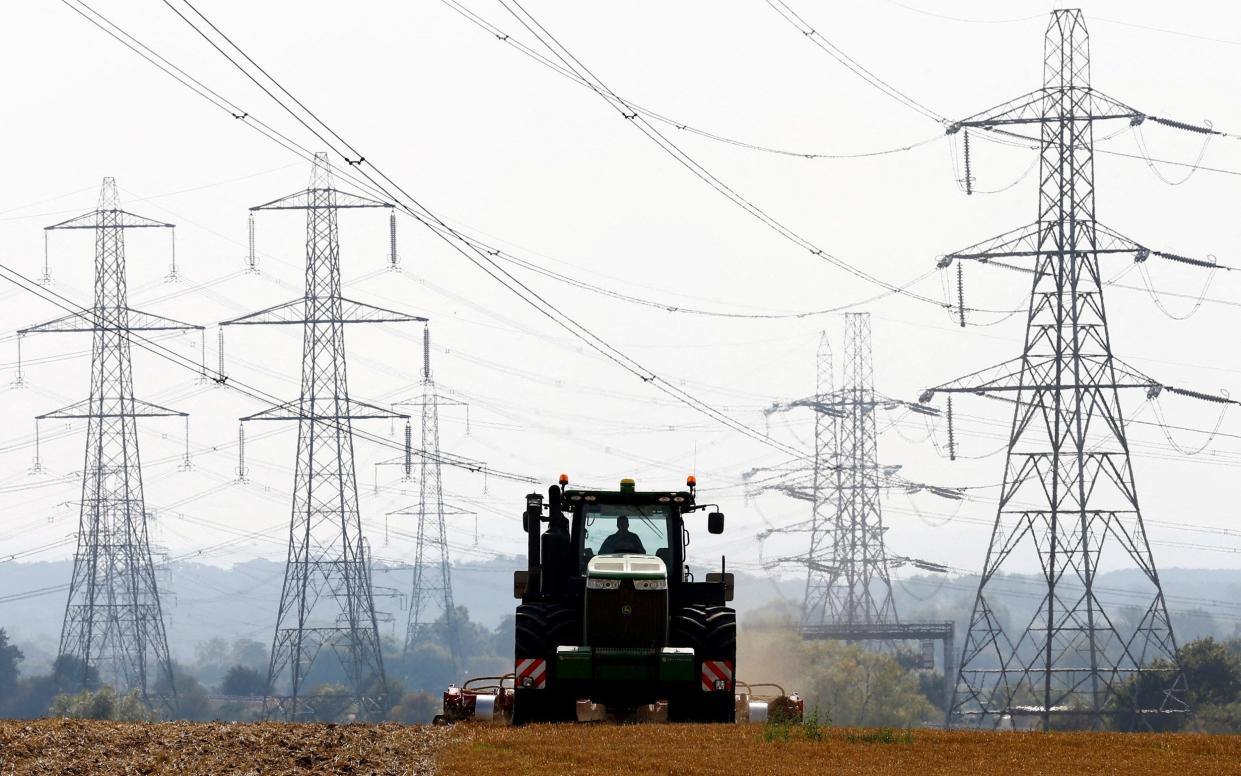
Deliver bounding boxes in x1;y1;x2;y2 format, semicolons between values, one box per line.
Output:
2;719;1241;775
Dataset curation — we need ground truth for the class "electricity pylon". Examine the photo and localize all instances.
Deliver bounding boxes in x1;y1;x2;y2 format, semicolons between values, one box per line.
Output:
801;329;838;627
23;178;200;707
394;327;468;671
927;10;1190;730
223;153;425;720
762;314;941;627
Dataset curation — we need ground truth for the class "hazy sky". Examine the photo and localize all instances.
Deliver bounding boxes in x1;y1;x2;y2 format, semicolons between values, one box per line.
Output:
3;0;1241;619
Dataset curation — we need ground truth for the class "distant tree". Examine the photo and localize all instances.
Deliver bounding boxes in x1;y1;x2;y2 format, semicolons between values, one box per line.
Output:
0;629;24;700
219;665;266;697
801;641;936;727
1179;638;1241;707
192;637;231;686
387;690;440;723
155;663;212;721
51;654;99;694
1197;700;1241;734
50;687;151;721
1110;637;1241;731
228;639;267;673
305;683;354;722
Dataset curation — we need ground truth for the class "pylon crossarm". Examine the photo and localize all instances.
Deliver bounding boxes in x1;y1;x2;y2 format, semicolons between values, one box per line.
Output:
388;502;477;517
241;397;411;421
947;89;1048;132
251;187;392;211
37;397;187;419
940;223;1144;265
21;307;202;335
45;208;173;230
220;297;427;326
919;357;1026;402
766;395;847;418
941;222;1225;271
947;87;1142;133
20;307;202;335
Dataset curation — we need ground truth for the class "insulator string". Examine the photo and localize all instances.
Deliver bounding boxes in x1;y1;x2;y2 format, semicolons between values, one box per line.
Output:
963;129;974;195
388;210;399;270
217;328;226;380
236;422;247;482
41;231;52;285
12;335;24;389
246;211;258;273
403;420;413;481
947;396;957;461
956;263;966;328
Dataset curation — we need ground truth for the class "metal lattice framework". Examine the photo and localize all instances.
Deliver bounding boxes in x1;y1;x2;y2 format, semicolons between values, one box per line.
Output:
24;178;201;707
828;313;897;626
223;153;425;720
393;328;468;670
764;314;940;628
931;10;1189;729
801;330;837;626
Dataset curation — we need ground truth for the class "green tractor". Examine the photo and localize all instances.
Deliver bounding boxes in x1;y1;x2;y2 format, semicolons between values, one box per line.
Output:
511;475;737;723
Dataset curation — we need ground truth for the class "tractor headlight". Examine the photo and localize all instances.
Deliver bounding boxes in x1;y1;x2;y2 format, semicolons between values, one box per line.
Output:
586;578;621;590
633;579;668;591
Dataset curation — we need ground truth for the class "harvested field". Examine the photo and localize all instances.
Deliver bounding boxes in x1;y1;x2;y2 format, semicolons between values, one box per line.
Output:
0;719;448;775
5;720;1241;775
438;724;1241;776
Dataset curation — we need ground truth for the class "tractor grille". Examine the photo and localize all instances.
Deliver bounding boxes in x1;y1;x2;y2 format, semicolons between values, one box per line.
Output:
585;583;667;648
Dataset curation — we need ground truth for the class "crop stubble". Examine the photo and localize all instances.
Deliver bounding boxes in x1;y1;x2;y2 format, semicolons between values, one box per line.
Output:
0;719;447;775
437;724;1241;776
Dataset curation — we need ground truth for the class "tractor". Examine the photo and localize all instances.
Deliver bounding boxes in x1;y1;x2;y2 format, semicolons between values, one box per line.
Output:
508;475;739;723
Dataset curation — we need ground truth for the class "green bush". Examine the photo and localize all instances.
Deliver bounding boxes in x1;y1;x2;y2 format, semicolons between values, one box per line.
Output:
49;687;151;721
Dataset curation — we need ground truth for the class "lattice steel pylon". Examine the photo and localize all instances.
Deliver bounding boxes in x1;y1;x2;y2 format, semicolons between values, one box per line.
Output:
801;330;838;627
394;327;468;671
928;10;1189;729
22;178;201;707
222;153;425;720
830;313;897;626
765;315;912;628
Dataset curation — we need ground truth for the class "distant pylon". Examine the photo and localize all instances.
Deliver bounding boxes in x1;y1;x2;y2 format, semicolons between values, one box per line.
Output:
929;10;1189;729
395;327;468;671
800;331;838;627
763;314;910;628
222;153;426;720
22;177;202;707
828;313;896;626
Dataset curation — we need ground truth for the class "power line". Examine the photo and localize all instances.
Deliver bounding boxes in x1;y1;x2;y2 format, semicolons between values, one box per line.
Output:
491;0;949;309
438;0;945;160
145;0;817;463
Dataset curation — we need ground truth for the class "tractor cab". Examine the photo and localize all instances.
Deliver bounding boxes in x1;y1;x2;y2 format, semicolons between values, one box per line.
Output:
517;476;731;608
509;476;738;722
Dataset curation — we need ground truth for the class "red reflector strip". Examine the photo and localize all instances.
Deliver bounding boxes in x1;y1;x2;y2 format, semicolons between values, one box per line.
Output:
701;660;733;692
516;657;547;689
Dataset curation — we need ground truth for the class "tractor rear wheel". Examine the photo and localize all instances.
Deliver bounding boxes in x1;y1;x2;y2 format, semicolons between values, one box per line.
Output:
668;604;736;723
512;602;579;724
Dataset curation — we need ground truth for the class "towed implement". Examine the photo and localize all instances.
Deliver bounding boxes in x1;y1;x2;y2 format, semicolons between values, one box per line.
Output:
440;475;802;724
436;676;514;724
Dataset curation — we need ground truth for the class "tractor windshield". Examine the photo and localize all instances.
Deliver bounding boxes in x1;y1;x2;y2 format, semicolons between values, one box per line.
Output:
580;502;671;571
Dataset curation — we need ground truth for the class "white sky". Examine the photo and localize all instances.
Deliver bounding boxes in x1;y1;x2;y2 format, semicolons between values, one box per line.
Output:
3;0;1241;604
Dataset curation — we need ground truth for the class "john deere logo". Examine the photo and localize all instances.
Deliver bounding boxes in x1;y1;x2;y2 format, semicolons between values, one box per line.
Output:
621;604;633;616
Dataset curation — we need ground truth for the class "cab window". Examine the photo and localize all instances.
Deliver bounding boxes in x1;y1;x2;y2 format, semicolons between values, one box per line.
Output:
580;503;670;572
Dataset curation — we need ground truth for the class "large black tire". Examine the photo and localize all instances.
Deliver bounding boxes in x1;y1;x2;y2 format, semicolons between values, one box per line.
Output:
668;605;736;723
512;603;579;724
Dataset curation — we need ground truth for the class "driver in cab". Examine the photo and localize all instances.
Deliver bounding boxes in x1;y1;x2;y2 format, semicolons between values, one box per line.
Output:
599;515;646;555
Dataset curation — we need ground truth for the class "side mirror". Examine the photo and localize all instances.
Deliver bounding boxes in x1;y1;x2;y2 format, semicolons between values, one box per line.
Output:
706;571;734;601
708;512;725;534
513;570;530;598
